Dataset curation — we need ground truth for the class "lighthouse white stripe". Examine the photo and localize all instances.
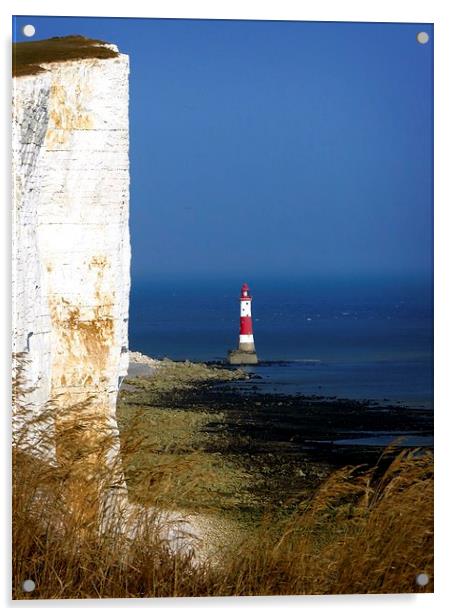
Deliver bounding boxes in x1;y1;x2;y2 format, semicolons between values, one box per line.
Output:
240;301;251;316
239;334;254;343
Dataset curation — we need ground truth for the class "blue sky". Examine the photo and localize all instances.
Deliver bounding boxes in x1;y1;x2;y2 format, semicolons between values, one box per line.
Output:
13;17;433;283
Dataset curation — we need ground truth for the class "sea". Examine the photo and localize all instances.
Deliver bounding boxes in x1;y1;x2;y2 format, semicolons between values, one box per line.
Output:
129;276;433;411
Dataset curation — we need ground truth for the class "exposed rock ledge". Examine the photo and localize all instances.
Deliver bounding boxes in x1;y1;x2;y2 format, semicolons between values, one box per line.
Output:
129;351;161;367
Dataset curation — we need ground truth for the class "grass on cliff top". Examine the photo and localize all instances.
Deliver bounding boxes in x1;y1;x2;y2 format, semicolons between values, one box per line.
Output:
12;35;119;77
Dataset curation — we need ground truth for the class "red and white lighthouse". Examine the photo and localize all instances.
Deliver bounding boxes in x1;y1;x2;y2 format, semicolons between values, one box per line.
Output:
239;282;255;352
228;282;258;364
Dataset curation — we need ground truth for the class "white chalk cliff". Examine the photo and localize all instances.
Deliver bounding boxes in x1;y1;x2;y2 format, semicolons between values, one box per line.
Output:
12;40;130;442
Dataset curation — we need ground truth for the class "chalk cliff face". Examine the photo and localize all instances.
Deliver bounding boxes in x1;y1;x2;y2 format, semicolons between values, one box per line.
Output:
12;43;130;441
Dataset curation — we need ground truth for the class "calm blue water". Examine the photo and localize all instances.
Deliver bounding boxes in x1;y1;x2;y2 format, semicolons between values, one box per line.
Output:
129;277;433;409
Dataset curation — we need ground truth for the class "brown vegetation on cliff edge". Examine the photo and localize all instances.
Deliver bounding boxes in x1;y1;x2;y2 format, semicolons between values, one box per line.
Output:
12;35;119;77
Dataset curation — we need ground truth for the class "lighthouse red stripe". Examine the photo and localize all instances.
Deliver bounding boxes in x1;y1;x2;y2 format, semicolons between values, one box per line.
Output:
240;316;253;335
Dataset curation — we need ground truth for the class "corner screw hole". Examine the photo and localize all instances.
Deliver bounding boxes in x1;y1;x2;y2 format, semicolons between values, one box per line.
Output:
22;25;36;38
416;32;429;45
22;579;36;592
416;573;429;586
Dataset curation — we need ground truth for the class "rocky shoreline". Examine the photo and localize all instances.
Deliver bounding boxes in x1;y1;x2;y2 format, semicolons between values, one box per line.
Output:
121;352;433;519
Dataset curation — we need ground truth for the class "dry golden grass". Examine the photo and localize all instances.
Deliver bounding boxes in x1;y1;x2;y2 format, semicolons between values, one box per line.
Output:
12;360;433;599
214;448;433;595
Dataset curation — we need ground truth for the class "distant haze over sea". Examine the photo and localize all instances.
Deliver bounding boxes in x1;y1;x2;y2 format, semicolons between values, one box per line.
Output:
129;275;433;408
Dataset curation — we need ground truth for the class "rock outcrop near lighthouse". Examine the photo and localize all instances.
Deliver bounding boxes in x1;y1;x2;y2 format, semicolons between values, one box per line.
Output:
12;37;130;454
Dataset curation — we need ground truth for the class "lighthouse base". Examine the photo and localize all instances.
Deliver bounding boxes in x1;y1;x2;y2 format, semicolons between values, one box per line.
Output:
227;350;259;365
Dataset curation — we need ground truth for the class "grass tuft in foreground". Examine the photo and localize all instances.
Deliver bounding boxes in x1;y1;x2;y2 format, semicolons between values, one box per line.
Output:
12;360;433;598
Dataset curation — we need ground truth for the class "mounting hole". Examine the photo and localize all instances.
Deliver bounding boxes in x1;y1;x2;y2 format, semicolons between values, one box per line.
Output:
22;579;36;592
416;572;429;586
416;31;429;45
22;24;36;38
